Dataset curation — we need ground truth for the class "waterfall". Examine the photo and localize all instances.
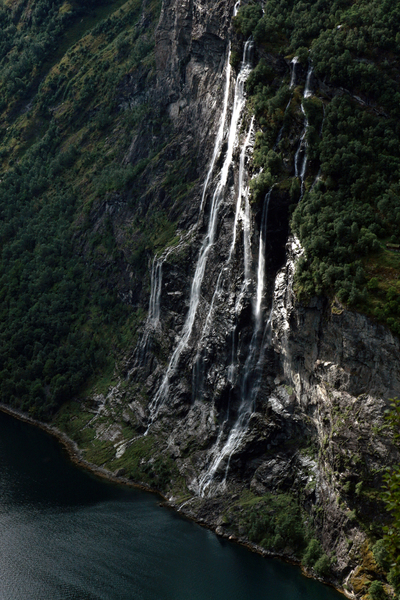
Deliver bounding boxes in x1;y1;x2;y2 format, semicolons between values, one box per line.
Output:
131;242;182;371
304;63;313;98
310;169;322;192
271;236;304;385
255;188;272;318
146;39;255;429
229;117;255;261
290;56;298;88
131;255;164;367
148;256;163;326
226;118;255;385
294;105;308;180
294;69;313;199
198;187;273;497
199;46;232;216
243;183;252;283
200;117;255;339
193;116;255;395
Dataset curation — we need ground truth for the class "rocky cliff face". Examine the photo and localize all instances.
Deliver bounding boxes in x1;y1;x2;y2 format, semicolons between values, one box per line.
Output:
68;0;399;594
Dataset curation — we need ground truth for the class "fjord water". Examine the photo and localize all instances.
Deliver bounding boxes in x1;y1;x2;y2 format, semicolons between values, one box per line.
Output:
0;411;342;600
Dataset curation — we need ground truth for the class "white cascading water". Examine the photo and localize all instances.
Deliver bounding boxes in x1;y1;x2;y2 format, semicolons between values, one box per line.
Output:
290;56;298;88
227;120;255;384
255;187;273;317
148;256;163;326
197;3;243;217
310;169;322;192
132;241;185;369
294;105;308;182
132;255;164;366
274;59;302;152
146;40;254;429
198;186;273;497
195;116;255;383
198;45;233;217
224;115;256;388
304;63;313;98
294;64;313;199
199;57;311;494
229;116;255;262
243;181;252;283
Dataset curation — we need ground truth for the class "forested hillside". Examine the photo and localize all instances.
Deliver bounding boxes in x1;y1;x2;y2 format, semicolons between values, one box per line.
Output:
234;0;400;331
0;0;166;417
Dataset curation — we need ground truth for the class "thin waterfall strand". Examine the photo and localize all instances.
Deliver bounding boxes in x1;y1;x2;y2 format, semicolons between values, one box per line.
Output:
304;63;313;98
148;256;162;325
290;56;298;88
229;116;255;261
294;63;314;197
199;48;232;216
255;188;273;317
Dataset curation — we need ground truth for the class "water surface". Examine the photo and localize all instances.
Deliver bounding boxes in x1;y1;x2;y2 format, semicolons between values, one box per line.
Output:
0;411;343;600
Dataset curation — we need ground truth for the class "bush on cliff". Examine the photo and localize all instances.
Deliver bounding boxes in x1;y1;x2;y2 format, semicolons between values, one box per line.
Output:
368;580;388;600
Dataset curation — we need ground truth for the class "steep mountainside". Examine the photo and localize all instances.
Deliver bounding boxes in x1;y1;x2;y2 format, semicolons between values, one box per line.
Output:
1;0;400;596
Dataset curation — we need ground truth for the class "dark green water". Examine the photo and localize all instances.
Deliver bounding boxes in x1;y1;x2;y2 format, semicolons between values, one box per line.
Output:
0;411;343;600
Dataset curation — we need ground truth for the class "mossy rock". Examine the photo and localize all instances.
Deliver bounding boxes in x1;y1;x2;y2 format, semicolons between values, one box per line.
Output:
361;541;381;576
349;566;373;595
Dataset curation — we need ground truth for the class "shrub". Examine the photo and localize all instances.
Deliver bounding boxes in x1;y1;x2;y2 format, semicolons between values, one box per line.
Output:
368;581;388;600
372;540;390;571
388;567;400;596
314;554;331;577
303;538;322;567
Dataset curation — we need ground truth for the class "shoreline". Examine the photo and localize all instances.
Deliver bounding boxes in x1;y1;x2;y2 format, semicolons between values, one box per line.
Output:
0;402;352;599
0;402;159;496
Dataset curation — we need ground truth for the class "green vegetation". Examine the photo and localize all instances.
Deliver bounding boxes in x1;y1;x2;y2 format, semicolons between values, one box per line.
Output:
225;490;332;575
381;399;400;595
372;539;391;572
237;492;308;553
368;580;388;600
234;0;400;334
0;0;191;417
103;435;179;492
